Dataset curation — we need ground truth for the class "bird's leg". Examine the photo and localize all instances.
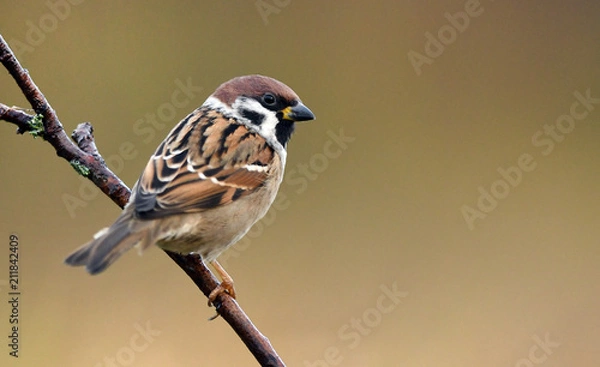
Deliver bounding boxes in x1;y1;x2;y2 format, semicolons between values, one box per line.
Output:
207;260;236;307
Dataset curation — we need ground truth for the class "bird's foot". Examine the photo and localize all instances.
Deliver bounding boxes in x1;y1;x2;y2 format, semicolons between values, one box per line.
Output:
207;260;236;320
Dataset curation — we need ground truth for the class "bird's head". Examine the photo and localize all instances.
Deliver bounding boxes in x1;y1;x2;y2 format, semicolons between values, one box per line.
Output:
206;75;315;151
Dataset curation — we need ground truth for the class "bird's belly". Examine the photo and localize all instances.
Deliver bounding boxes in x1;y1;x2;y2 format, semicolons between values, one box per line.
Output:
154;186;278;261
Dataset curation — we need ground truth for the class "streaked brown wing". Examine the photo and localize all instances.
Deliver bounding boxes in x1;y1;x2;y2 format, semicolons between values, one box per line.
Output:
132;107;275;220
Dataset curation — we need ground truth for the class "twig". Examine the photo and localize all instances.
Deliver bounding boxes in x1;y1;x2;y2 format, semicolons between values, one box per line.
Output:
72;122;104;161
0;103;35;134
0;34;285;367
0;36;130;208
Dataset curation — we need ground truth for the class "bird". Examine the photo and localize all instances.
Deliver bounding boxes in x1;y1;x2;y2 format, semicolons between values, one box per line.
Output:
65;75;315;304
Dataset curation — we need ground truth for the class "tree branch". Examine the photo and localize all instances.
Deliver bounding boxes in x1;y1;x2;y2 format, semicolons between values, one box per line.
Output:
72;122;103;159
0;103;35;134
0;34;285;367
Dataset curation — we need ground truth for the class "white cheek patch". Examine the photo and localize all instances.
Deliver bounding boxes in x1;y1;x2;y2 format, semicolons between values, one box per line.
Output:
230;97;285;153
203;96;234;116
259;113;280;141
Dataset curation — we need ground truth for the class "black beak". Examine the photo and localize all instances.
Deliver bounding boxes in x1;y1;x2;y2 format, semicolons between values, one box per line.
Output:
282;103;315;122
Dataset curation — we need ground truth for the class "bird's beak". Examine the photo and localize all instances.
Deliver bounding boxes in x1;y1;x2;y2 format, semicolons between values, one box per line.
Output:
281;103;315;122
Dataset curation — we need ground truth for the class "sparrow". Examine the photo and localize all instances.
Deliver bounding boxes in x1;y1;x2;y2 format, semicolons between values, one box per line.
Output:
65;75;315;304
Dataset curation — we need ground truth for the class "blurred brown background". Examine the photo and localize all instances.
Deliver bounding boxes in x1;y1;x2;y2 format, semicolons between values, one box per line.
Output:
1;1;599;366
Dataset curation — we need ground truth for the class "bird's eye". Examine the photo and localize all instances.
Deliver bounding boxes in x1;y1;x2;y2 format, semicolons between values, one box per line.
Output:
262;93;277;106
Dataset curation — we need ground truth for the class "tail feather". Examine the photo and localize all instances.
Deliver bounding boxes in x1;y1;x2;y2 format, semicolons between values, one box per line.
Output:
65;214;149;275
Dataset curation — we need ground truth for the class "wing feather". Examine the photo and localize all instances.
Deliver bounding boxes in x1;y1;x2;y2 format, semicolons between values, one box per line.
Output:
132;107;275;220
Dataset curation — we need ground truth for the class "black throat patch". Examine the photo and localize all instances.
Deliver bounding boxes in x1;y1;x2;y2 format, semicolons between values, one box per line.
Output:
275;119;295;147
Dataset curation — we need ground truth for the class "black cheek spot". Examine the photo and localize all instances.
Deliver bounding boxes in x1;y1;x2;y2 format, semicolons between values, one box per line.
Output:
240;109;265;126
